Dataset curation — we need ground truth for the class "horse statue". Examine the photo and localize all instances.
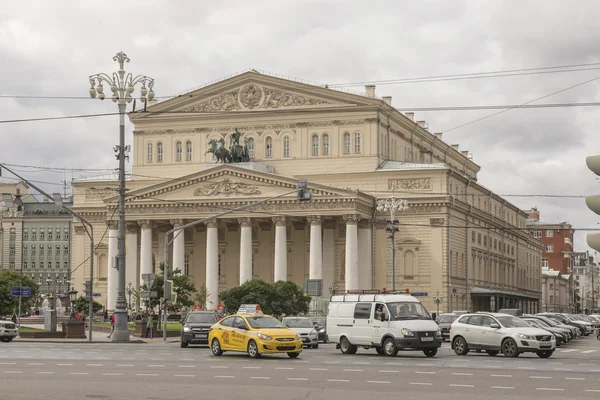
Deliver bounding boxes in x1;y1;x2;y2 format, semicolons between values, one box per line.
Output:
205;138;231;163
228;128;250;163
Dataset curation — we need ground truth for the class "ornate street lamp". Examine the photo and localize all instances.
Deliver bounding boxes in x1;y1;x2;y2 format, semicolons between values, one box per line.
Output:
88;52;155;342
376;188;409;291
432;290;444;318
68;289;78;321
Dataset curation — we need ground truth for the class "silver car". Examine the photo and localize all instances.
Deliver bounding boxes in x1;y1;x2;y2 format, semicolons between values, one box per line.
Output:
0;321;17;343
282;317;319;348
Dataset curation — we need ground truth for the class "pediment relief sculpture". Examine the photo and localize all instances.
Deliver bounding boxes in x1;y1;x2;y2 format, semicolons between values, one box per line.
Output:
193;178;261;197
178;83;334;112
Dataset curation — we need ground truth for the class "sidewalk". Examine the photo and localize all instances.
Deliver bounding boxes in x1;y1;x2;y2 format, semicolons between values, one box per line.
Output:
14;324;179;344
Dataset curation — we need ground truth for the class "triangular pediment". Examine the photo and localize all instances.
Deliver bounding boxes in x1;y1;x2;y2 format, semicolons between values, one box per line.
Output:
109;164;363;204
132;71;379;119
397;237;422;247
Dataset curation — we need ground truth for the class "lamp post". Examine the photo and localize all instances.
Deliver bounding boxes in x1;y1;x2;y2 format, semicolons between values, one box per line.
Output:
68;289;78;321
88;52;155;342
432;290;444;317
376;188;409;291
126;282;133;312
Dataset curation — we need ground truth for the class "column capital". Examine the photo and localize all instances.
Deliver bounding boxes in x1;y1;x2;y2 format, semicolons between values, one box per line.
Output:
205;218;218;229
307;216;322;226
126;223;138;234
170;218;185;227
238;217;252;228
106;220;118;230
138;219;153;229
272;216;287;226
74;225;86;235
343;214;360;224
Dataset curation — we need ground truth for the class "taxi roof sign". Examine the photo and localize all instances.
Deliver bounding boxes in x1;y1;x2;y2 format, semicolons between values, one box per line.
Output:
237;304;263;315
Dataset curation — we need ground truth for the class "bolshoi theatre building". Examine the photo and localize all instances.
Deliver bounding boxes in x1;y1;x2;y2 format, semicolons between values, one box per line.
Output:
70;70;543;314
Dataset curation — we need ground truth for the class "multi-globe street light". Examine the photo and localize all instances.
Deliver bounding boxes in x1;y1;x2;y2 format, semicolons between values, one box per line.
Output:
376;189;409;291
88;52;155;342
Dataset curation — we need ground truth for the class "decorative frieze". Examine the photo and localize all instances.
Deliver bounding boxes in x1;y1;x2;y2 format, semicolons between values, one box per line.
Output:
430;218;445;226
74;225;86;234
85;189;116;200
389;178;432;191
194;178;261;197
106;220;118;229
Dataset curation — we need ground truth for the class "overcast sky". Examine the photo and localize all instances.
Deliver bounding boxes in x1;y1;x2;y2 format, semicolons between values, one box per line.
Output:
1;0;599;255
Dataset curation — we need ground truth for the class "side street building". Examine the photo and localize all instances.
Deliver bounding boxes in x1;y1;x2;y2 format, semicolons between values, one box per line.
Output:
574;251;599;313
69;70;543;314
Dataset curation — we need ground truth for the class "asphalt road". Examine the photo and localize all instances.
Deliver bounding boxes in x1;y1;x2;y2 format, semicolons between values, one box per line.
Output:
1;336;599;400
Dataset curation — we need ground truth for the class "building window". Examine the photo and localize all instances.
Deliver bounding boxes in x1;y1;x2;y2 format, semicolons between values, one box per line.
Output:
545;230;554;238
247;138;255;158
147;142;153;163
64;228;69;240
40;228;46;241
40;246;44;256
64;245;69;255
56;228;60;240
186;141;193;161
343;132;351;154
32;261;36;270
322;134;329;155
354;131;361;153
64;261;68;270
265;137;272;158
40;261;44;269
533;230;542;238
312;134;319;156
23;228;28;240
546;244;554;252
48;228;53;241
477;233;481;245
472;231;475;242
156;142;163;163
283;135;290;157
184;253;190;276
176;141;182;162
24;261;27;270
32;246;36;257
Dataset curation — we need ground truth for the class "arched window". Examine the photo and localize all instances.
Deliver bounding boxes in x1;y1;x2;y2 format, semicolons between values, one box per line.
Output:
343;132;351;154
147;142;153;163
247;137;255;158
354;131;361;153
186;141;192;161
157;142;163;162
322;134;329;155
312;134;319;156
283;135;290;157
176;141;182;162
265;137;272;158
184;254;190;276
404;251;415;276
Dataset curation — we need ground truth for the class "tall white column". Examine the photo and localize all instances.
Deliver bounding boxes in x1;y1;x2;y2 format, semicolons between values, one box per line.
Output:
239;217;252;285
125;224;139;311
273;216;287;282
206;219;219;310
358;221;372;289
344;215;360;291
322;223;335;295
308;216;323;280
170;219;185;273
138;220;153;283
107;221;119;313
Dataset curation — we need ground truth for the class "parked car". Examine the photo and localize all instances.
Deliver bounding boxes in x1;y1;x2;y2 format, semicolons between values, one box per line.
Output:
310;316;328;343
0;321;17;342
521;317;567;346
497;309;523;316
282;317;320;348
529;314;579;339
436;313;459;341
451;312;556;358
180;311;218;348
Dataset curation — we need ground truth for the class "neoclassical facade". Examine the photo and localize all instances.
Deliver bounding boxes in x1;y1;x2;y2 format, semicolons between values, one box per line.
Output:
70;71;543;314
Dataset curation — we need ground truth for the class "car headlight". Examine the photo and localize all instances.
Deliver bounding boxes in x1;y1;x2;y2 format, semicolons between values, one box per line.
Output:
435;329;442;337
517;334;533;339
257;333;273;341
401;328;414;337
295;334;302;341
183;326;191;332
318;328;326;333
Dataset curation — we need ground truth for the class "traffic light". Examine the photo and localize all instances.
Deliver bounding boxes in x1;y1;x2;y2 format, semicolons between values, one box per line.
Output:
297;180;312;202
585;156;600;251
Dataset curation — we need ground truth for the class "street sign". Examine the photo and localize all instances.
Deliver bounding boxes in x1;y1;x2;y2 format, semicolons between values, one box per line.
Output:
303;279;323;297
10;286;31;297
411;292;428;297
92;293;102;297
142;273;155;288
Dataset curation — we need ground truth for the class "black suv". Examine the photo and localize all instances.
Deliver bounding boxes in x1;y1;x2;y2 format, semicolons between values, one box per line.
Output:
180;311;218;348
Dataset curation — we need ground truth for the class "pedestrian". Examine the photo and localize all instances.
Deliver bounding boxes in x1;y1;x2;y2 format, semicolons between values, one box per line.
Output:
145;313;153;339
107;314;115;338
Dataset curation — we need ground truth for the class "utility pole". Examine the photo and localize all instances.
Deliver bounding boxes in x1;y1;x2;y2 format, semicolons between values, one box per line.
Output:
88;52;155;342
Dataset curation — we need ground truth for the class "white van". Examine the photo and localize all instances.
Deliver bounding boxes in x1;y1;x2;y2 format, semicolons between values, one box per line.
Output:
327;293;442;357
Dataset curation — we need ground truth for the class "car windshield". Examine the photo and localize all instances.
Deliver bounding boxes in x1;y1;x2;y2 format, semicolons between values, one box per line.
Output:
497;316;530;328
439;315;458;323
186;313;217;323
311;317;326;325
284;318;313;328
532;318;552;327
387;302;431;320
246;316;287;329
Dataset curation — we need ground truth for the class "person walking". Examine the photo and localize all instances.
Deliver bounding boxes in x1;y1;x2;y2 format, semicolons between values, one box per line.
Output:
107;314;115;338
145;313;153;339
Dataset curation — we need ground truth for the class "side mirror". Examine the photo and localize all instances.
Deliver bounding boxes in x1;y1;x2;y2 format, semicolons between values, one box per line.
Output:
179;319;184;324
490;323;500;329
380;315;388;322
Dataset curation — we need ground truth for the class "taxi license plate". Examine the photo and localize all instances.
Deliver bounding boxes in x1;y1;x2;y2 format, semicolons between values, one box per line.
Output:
195;334;207;338
421;337;434;342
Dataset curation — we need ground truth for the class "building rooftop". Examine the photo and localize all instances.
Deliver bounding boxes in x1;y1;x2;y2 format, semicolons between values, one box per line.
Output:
376;161;449;171
73;172;132;183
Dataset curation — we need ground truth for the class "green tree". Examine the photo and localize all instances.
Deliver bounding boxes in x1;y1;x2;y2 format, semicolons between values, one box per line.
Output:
141;263;197;311
0;270;39;315
194;283;211;310
72;296;103;314
219;279;311;317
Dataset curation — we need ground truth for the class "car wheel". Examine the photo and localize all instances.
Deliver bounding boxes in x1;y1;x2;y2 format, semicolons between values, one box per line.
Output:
247;340;261;358
180;340;188;348
383;337;398;357
501;338;519;358
375;347;385;355
0;338;7;343
536;350;554;358
313;343;319;349
287;352;300;358
423;348;437;358
340;336;357;355
452;336;469;356
486;350;499;357
211;338;223;356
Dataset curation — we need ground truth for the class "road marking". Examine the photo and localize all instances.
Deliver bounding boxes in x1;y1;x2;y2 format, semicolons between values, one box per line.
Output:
103;373;122;376
585;390;600;392
27;363;44;366
385;362;403;365
175;375;195;377
288;378;308;381
137;373;159;377
178;365;195;368
565;377;585;380
323;361;340;364
215;376;235;378
410;382;433;386
452;372;473;376
3;371;22;374
122;357;136;360
491;386;514;389
251;377;271;380
559;349;577;353
150;358;165;360
275;367;294;370
578;363;596;366
146;364;165;367
343;369;363;372
552;368;573;371
353;362;371;365
243;366;262;369
36;372;54;375
415;371;436;374
368;381;390;384
70;372;89;375
581;350;597;354
518;367;536;370
309;368;328;371
530;376;551;379
448;364;468;368
536;388;564;391
86;364;104;367
416;363;435;366
450;384;474;388
210;366;229;369
379;370;399;373
490;374;512;378
117;364;134;367
328;379;349;382
0;362;16;365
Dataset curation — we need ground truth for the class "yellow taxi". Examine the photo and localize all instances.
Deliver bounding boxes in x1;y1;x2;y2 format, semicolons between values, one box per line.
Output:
208;304;303;358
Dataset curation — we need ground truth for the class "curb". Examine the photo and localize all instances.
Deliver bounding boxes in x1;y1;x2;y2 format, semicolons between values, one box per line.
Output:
13;339;147;344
